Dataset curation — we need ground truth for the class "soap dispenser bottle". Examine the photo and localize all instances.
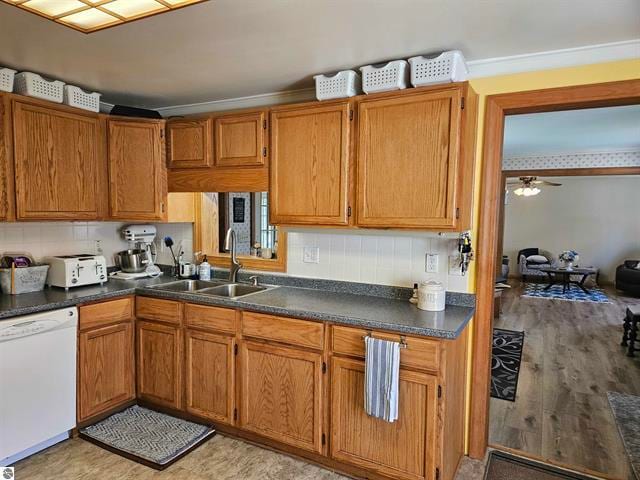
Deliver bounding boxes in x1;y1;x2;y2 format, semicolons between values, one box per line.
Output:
198;255;211;281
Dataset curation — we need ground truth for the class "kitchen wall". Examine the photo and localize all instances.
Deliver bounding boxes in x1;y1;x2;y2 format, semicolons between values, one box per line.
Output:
287;229;470;292
503;175;640;283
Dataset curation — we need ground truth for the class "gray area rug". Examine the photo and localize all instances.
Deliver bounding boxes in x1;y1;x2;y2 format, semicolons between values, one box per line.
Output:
484;451;595;479
79;405;215;469
608;391;640;479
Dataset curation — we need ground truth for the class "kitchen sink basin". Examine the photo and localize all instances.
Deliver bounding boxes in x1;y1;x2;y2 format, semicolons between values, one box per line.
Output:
149;279;223;292
197;283;269;299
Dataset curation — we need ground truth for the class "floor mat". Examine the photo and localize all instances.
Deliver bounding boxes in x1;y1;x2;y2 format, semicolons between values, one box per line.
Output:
491;328;525;401
607;392;640;479
521;283;610;303
485;451;596;479
79;405;215;470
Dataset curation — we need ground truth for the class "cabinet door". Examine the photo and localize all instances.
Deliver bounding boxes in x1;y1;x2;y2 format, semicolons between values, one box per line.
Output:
78;322;134;422
185;329;235;424
270;102;351;225
137;320;182;410
330;357;438;480
239;340;323;453
0;94;13;221
167;118;212;168
108;119;167;221
12;100;104;220
356;89;462;229
214;111;266;167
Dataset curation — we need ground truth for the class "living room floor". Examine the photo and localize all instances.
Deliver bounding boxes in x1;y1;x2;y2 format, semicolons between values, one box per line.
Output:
489;281;640;479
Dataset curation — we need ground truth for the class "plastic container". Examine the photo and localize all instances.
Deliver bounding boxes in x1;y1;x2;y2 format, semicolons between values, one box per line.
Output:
198;256;211;281
417;281;446;311
313;70;361;101
408;50;468;87
0;67;16;93
359;60;408;94
64;85;101;112
0;264;50;295
14;72;64;103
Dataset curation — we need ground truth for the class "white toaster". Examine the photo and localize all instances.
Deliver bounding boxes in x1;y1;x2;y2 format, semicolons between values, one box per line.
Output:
46;255;108;289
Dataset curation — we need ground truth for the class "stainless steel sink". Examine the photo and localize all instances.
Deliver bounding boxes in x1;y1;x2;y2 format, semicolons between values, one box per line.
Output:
149;279;224;292
197;283;270;299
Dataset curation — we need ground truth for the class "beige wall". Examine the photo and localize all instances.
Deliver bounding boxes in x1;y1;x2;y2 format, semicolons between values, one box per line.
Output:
503;175;640;283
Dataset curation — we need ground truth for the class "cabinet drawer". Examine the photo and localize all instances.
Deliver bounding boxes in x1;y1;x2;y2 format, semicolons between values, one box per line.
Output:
331;326;440;372
241;311;324;350
136;297;182;325
79;297;134;331
185;303;236;334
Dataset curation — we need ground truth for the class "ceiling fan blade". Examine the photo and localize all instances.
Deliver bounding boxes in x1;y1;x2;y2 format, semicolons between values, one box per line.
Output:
538;181;562;186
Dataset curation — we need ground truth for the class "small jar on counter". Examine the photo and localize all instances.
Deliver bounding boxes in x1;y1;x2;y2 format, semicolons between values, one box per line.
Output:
417;281;446;311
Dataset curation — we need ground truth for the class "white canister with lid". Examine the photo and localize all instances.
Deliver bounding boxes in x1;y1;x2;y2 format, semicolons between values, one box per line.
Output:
417;281;446;311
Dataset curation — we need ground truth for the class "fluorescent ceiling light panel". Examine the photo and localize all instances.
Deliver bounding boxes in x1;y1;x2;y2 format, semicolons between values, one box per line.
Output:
2;0;208;33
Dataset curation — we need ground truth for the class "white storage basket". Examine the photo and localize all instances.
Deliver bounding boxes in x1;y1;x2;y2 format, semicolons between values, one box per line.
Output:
359;60;408;94
313;70;360;101
0;67;16;93
64;85;101;112
14;72;64;103
408;51;468;87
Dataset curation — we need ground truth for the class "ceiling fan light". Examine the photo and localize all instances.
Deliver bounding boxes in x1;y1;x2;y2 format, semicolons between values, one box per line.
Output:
514;187;525;196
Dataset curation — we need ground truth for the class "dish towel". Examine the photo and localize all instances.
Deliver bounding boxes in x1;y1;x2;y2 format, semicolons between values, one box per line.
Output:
364;336;401;422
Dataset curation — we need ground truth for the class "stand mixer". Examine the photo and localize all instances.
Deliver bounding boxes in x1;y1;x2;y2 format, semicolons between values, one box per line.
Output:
110;225;162;280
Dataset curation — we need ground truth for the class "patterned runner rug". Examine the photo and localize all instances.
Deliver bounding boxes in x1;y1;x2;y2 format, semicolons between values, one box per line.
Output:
607;392;640;479
522;283;610;303
491;328;525;402
79;405;215;470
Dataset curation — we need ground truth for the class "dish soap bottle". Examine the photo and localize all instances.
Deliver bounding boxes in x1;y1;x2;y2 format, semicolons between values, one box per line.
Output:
198;255;211;281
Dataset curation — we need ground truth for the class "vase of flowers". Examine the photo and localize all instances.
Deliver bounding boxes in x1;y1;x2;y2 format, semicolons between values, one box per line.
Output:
559;250;579;270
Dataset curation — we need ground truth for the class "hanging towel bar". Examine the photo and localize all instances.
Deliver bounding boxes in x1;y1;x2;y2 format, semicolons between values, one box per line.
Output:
363;331;408;349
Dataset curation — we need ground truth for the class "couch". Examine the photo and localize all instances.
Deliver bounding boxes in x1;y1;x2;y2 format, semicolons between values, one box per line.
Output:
518;248;555;282
616;260;640;296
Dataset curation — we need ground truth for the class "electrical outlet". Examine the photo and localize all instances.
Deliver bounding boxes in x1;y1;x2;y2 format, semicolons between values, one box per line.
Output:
448;255;463;276
303;246;320;264
425;253;438;273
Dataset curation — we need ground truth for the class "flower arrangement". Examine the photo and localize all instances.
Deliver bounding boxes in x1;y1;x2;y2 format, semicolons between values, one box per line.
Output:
559;250;579;269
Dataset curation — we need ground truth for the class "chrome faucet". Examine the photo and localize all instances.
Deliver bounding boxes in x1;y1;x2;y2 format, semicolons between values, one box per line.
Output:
224;228;242;283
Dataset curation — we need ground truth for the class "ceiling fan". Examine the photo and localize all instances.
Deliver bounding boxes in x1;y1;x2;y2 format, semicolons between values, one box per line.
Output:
506;176;562;196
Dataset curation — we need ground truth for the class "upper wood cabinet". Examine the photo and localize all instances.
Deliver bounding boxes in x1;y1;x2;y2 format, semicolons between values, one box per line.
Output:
107;119;167;221
356;87;474;230
166;118;212;169
270;101;351;225
215;111;266;167
238;340;324;453
0;94;13;221
12;100;106;220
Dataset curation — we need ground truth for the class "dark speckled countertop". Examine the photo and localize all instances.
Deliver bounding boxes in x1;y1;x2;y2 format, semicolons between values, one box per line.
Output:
0;274;475;339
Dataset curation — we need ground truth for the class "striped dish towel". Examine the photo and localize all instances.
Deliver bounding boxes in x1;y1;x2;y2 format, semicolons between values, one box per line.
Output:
364;336;401;422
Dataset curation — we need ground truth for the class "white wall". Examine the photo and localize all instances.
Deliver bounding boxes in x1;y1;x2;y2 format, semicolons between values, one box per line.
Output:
503;175;640;283
287;229;470;292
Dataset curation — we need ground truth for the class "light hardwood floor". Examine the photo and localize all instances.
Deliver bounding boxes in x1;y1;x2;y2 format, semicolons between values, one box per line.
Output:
490;281;640;479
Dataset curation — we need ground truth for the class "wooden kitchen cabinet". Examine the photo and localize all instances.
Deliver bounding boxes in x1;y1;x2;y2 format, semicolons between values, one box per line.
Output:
270;101;351;225
136;320;182;410
356;86;476;230
330;357;438;480
108;119;167;221
185;329;235;424
78;321;135;422
12;99;106;220
215;111;266;167
167;118;212;169
238;340;324;453
0;94;13;221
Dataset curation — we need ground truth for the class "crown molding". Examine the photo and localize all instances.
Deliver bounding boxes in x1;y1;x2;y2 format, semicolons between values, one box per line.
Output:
140;39;639;117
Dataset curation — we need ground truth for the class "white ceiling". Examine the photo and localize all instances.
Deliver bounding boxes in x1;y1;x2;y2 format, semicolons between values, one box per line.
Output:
503;105;640;157
0;0;639;108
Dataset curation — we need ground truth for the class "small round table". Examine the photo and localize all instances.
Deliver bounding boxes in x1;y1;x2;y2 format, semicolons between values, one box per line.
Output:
540;267;598;294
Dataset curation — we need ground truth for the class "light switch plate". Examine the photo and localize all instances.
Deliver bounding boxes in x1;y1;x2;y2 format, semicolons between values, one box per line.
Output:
303;246;320;264
425;253;438;273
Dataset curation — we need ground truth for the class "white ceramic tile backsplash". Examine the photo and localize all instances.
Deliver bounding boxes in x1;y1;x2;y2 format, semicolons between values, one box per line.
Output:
153;223;194;265
287;229;472;292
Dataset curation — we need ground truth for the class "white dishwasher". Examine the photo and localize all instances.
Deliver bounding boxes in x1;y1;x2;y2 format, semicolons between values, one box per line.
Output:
0;307;77;466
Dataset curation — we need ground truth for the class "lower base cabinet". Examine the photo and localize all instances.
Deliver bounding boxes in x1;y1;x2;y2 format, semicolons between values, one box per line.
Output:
136;320;182;410
78;321;135;422
330;356;439;480
238;340;324;453
184;329;235;424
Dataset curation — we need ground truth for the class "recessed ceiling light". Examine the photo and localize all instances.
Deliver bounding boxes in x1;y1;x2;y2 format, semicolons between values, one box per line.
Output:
1;0;208;33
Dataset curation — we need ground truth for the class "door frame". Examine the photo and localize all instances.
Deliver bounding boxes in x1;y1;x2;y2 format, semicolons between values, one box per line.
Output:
468;78;640;459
